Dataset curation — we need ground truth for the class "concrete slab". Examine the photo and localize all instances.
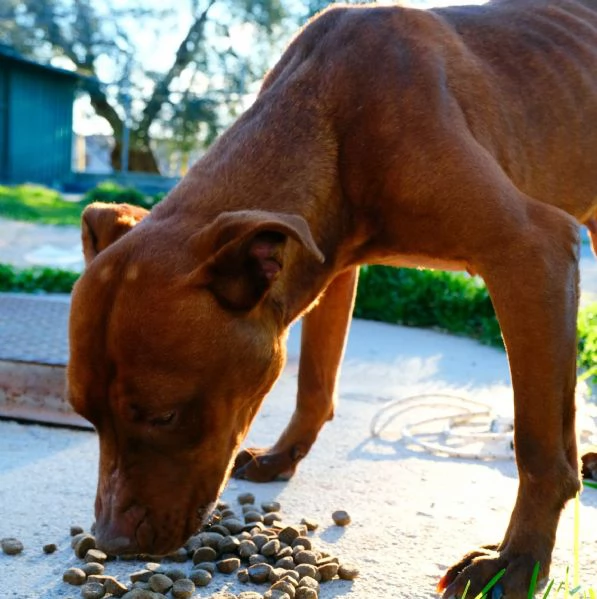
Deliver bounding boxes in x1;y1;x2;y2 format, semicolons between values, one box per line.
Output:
1;320;596;598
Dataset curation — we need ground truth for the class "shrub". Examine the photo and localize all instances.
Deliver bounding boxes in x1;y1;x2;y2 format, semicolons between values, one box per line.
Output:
0;264;79;293
0;184;82;225
81;181;160;210
354;265;503;347
578;304;597;386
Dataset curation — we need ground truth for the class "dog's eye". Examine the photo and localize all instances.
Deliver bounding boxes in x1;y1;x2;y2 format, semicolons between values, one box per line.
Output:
148;411;176;427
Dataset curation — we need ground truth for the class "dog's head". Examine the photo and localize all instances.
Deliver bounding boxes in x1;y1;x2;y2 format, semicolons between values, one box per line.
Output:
67;201;323;556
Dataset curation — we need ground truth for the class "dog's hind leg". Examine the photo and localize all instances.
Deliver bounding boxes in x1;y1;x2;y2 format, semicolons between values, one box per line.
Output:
440;196;581;599
233;267;359;481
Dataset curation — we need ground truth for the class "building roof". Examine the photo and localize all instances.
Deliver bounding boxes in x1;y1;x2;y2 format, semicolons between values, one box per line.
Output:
0;44;84;80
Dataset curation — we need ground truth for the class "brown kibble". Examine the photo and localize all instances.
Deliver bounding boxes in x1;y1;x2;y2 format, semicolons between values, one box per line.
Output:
248;562;273;583
1;537;24;555
237;567;250;583
338;563;360;580
217;556;241;573
193;561;216;574
189;569;212;587
193;546;217;563
318;562;339;581
237;492;256;505
161;567;187;581
82;562;105;576
74;534;96;559
261;501;282;513
81;581;106;599
295;564;318;580
272;580;297;598
171;578;195;599
239;539;259;559
85;548;108;563
261;538;280;557
295;587;318;599
278;526;301;546
104;576;128;597
295;550;317;566
245;510;265;524
263;512;283;526
264;590;290;599
63;567;86;585
239;592;264;599
70;525;85;536
331;510;351;526
300;518;319;532
129;569;154;583
149;573;173;593
42;543;57;554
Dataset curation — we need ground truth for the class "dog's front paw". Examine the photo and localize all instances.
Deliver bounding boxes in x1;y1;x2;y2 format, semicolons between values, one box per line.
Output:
438;545;545;599
232;445;307;482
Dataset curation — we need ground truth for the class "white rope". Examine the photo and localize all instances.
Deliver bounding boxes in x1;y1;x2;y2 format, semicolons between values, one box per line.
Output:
369;393;515;460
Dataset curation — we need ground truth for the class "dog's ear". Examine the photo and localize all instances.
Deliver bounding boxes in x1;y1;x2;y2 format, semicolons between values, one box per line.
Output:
81;202;149;265
189;210;325;311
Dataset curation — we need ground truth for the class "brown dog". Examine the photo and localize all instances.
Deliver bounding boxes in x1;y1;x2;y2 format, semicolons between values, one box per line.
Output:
67;1;597;596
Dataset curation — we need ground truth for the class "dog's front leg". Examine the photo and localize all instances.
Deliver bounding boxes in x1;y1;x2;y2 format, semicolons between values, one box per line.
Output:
440;203;581;598
233;267;358;481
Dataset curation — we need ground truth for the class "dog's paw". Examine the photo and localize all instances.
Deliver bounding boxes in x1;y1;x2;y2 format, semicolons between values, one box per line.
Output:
232;445;305;482
438;545;545;599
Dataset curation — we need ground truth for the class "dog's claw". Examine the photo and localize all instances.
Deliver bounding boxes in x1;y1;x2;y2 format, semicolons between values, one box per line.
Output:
232;446;302;482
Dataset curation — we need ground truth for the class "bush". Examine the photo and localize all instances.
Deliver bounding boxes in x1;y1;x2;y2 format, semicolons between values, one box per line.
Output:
578;304;597;386
0;184;82;225
354;266;503;347
81;181;161;210
0;264;79;293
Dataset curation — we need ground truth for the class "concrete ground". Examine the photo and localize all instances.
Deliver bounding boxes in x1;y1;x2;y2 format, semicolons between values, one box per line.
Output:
0;218;596;598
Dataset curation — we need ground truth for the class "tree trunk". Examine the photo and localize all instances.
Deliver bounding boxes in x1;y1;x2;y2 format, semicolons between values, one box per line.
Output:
110;141;161;174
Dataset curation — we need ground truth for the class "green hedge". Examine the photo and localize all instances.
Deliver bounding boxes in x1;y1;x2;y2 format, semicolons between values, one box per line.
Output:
0;182;163;226
0;262;594;385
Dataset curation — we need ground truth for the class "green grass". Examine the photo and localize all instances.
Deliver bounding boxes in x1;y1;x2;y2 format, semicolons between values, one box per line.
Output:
0;184;84;225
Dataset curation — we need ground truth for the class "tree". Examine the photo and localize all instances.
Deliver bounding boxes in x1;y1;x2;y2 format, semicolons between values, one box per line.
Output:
0;0;287;173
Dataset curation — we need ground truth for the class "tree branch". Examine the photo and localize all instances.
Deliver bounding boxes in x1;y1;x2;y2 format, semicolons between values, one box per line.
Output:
136;0;218;137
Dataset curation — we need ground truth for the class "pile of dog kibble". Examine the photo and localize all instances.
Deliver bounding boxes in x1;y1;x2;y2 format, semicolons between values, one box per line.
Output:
1;492;358;599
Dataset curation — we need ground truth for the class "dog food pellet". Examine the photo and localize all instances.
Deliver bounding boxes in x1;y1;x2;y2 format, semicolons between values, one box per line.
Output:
261;538;280;557
221;518;244;534
171;578;195;599
250;553;270;565
42;542;57;554
238;492;255;505
263;512;282;526
261;501;281;513
264;590;290;599
295;588;318;599
237;567;250;583
295;564;318;580
275;556;295;570
271;580;296;598
85;548;108;563
331;510;351;526
318;562;339;581
239;539;259;558
82;562;105;576
193;560;216;574
245;510;265;524
121;589;156;599
70;525;85;536
104;576;128;597
63;567;87;585
189;568;212;587
295;550;317;566
298;576;319;591
217;557;241;573
276;547;293;559
238;592;264;599
74;534;96;558
148;573;173;593
249;563;273;583
1;537;23;555
277;526;301;546
338;563;359;580
300;518;319;532
130;569;154;583
161;567;186;581
193;546;217;563
81;581;106;599
292;536;312;550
